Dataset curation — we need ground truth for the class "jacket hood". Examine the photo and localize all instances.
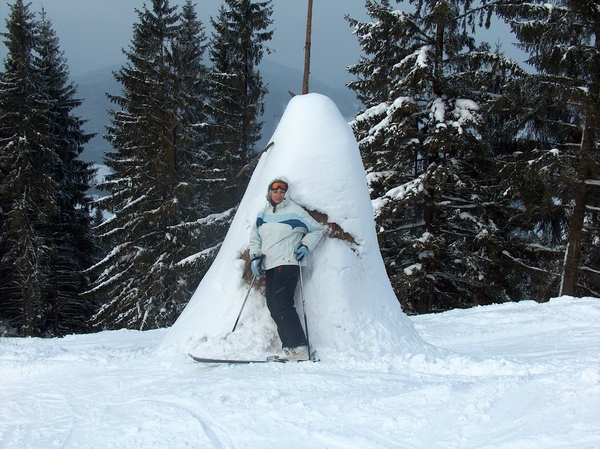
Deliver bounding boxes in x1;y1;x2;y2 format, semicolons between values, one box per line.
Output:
266;176;290;201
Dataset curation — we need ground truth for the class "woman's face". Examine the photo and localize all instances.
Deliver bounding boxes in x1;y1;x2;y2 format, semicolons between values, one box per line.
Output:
270;188;286;204
269;181;288;204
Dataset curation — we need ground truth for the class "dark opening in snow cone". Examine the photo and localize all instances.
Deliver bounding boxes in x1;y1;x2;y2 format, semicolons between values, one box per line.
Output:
158;93;433;361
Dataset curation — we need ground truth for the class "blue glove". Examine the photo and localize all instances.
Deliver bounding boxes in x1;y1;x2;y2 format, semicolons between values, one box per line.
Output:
294;244;308;262
250;254;264;278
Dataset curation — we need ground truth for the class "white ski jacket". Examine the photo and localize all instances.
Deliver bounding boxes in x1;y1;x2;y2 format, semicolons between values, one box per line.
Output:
249;194;324;271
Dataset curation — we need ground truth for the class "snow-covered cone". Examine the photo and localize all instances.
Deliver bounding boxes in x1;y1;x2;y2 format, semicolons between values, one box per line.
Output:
158;93;433;361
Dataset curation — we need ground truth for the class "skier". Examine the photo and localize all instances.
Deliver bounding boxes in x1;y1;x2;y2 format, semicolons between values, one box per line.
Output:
249;177;324;361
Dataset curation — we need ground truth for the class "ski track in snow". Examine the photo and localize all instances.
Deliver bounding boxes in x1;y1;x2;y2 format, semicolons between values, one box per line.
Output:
2;297;600;448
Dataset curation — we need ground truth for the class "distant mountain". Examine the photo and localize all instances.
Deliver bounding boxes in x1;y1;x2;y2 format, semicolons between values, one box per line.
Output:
72;65;121;165
72;59;362;168
258;59;362;149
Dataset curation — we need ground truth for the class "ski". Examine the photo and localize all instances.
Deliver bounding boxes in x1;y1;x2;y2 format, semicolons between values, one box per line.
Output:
188;351;319;364
188;353;280;364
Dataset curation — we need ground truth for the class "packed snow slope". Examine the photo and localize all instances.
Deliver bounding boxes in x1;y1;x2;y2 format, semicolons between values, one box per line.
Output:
2;296;599;448
159;93;431;361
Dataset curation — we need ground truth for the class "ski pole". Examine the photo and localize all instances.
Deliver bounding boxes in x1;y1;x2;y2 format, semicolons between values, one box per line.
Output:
298;264;312;360
232;275;256;333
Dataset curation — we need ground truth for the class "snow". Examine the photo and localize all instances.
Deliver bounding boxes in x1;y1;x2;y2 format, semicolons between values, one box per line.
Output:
431;97;445;123
3;94;599;447
2;296;600;448
416;45;429;67
375;176;425;210
159;93;430;362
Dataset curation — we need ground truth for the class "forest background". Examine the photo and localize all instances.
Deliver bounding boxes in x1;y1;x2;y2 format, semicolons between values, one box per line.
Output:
0;0;598;337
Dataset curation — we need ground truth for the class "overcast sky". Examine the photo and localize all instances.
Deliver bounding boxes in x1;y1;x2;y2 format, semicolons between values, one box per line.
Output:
0;0;374;89
0;1;521;90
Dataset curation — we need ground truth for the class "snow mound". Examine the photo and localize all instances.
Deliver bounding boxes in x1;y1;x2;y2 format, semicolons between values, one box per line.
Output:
158;93;433;361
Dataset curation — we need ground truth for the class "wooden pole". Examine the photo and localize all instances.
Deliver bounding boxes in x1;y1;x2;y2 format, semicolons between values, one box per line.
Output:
302;0;313;95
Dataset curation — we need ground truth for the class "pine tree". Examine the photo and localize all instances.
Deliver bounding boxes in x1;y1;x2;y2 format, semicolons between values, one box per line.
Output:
36;11;97;335
166;0;233;312
0;1;95;336
0;0;46;336
495;0;600;298
89;0;216;330
208;0;273;208
347;0;523;313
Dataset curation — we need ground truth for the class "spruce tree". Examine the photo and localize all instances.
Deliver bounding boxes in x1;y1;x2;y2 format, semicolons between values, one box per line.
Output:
0;1;95;336
36;11;97;335
347;0;522;313
89;0;215;330
167;0;232;310
0;0;49;336
208;0;273;208
494;0;600;299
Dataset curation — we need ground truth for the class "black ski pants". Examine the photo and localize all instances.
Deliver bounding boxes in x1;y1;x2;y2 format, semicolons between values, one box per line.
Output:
265;265;307;349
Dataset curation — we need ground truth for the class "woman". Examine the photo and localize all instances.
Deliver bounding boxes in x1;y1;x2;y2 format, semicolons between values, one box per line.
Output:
249;177;324;361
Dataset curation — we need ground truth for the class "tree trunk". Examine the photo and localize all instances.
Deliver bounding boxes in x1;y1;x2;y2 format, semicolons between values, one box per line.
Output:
560;23;599;296
560;182;586;296
302;0;313;95
560;121;593;296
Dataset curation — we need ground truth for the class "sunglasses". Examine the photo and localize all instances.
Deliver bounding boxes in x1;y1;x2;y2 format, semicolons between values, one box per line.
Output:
270;182;288;192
